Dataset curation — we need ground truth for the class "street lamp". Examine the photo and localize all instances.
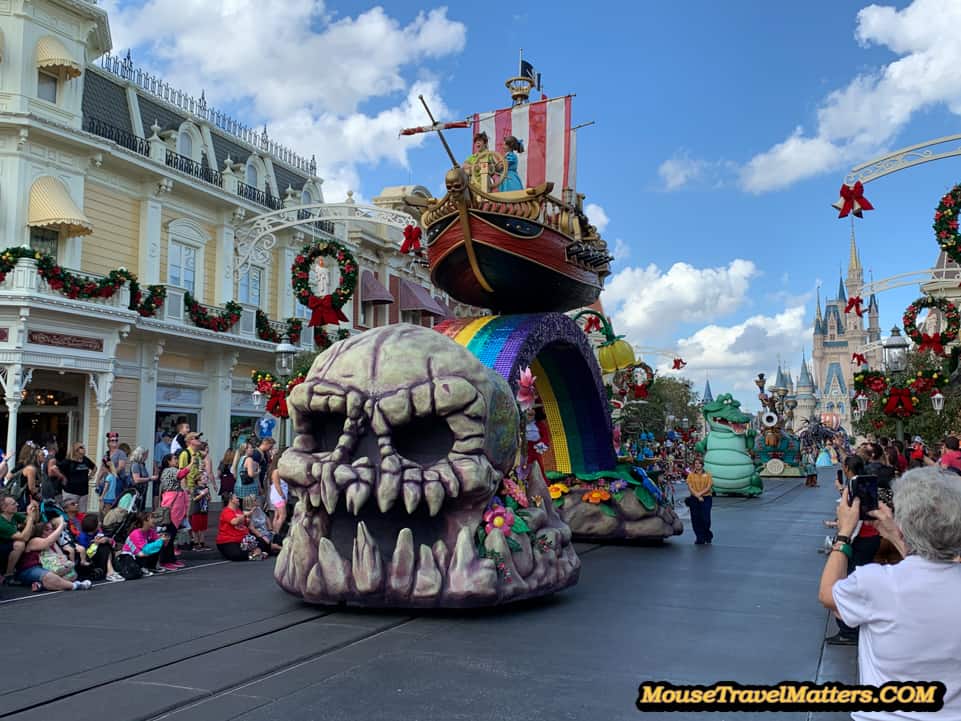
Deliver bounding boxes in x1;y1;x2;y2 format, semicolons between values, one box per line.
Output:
252;389;265;410
681;417;690;430
883;326;910;442
274;341;298;448
883;326;909;373
856;393;869;415
932;390;945;415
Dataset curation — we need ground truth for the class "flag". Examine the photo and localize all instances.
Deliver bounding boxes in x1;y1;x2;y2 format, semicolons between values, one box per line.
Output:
520;59;535;81
472;95;574;193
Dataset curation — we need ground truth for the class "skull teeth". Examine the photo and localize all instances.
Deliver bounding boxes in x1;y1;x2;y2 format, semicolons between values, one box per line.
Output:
423;481;444;517
308;485;322;510
346;482;371;516
376;471;401;513
403;482;422;514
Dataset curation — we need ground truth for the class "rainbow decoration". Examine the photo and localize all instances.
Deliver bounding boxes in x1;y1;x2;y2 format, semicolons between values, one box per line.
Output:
435;313;615;475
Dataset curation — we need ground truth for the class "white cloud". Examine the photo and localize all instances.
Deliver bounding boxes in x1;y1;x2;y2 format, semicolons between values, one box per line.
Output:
601;259;757;338
741;0;961;192
612;238;630;262
100;0;467;198
658;152;704;190
585;203;609;233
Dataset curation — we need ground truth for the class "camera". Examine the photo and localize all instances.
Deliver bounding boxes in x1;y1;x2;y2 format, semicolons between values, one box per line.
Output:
847;474;879;521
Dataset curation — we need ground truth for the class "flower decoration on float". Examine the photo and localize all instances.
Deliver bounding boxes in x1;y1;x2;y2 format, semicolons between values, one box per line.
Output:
184;292;242;332
291;240;357;346
902;295;960;356
934;184;961;264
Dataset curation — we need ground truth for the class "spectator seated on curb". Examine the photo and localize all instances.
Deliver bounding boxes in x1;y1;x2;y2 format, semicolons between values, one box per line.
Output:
244;496;281;556
0;494;36;585
16;514;92;592
819;467;961;717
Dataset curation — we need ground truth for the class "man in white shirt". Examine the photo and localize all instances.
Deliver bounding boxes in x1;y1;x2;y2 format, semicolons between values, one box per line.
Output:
818;467;961;720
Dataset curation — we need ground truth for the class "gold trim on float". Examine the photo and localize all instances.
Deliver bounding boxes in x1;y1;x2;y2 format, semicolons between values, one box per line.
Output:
455;197;494;293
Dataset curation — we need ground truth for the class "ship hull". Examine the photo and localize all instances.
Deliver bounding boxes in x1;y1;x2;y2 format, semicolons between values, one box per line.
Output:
427;210;602;313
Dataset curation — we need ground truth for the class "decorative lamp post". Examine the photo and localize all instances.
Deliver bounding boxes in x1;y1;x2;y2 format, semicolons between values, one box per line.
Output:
275;341;298;447
785;398;797;430
252;389;265;410
883;326;910;442
681;417;690;430
932;390;945;416
856;393;869;416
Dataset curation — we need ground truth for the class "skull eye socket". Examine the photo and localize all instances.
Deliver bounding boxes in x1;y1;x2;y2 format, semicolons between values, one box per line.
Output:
311;412;347;452
392;416;455;466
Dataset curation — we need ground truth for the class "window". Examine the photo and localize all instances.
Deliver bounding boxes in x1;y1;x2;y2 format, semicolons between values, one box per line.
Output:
401;310;420;325
168;241;197;293
30;227;59;260
301;189;312;204
177;131;193;158
293;296;309;320
245;162;259;188
238;266;262;307
37;71;57;103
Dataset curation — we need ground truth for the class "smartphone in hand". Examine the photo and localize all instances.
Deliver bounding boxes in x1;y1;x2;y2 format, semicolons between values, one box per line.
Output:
848;475;879;520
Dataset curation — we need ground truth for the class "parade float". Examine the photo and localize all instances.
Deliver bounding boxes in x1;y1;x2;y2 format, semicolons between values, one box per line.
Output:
274;66;679;609
695;393;764;497
752;372;801;477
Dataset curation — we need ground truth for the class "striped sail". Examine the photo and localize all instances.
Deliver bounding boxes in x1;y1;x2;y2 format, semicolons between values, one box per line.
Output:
471;95;576;195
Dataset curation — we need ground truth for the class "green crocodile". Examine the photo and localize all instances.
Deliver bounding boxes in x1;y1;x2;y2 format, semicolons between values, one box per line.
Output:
694;393;763;497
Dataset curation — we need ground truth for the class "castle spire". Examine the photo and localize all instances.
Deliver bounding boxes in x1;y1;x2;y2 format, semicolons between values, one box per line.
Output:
702;378;713;404
848;218;861;273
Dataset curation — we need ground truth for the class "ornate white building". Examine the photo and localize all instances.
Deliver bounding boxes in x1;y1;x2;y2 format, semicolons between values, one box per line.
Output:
0;0;478;505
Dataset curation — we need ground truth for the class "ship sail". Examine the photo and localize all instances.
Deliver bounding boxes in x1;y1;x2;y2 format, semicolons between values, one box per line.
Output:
471;95;576;197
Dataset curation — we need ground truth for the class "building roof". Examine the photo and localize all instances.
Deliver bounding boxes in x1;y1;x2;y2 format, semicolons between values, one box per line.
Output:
836;276;847;302
798;356;813;389
702;379;714;403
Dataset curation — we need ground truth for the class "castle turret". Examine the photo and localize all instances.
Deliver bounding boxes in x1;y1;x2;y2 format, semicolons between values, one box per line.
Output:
868;292;880;343
795;352;817;424
702;379;713;404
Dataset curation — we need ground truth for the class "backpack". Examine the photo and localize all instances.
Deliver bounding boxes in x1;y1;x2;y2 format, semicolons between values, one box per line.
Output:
114;552;142;580
5;467;28;507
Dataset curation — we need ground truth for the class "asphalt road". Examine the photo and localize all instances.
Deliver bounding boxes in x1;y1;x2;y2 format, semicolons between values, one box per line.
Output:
1;469;855;721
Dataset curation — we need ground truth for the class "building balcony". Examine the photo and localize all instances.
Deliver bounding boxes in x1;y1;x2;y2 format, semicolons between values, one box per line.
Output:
0;257;132;311
157;286;308;348
165;150;223;188
237;182;282;211
82;116;150;157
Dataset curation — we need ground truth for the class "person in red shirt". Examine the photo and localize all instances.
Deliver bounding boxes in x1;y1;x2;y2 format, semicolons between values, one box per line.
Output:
216;492;254;561
939;436;961;473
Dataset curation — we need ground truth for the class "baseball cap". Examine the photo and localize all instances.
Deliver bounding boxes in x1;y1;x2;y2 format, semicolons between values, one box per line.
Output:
912;436;923;444
186;432;203;441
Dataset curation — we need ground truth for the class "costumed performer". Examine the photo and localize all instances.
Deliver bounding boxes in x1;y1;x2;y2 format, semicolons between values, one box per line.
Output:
498;136;524;191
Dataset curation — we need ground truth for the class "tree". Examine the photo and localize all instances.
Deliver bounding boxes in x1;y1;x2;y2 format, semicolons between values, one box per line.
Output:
617;376;701;437
852;350;961;444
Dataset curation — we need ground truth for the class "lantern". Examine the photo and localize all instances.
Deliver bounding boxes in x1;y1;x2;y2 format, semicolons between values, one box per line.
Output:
598;338;636;374
932;391;945;415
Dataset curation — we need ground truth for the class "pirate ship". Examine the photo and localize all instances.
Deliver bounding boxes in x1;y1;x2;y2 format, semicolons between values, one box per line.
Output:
403;70;612;313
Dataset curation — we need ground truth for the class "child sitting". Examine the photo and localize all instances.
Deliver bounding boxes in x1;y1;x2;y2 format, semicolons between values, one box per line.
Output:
78;514;123;582
120;512;168;575
243;497;280;557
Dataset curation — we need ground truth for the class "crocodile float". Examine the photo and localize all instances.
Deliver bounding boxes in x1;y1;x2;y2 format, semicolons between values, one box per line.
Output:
694;393;763;497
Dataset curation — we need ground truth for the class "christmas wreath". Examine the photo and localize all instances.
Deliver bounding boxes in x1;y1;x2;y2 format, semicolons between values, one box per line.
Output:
902;295;960;355
184;292;242;332
291;240;357;346
250;369;306;419
934;184;961;264
909;368;943;396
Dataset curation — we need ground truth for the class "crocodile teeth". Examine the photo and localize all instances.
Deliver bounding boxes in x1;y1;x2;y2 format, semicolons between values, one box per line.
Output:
403;482;422;514
345;482;371;516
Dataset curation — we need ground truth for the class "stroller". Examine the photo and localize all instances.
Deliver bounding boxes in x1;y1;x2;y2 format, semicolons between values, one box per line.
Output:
101;487;142;545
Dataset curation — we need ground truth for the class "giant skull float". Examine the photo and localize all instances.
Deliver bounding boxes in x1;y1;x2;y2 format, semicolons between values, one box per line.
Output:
275;324;580;608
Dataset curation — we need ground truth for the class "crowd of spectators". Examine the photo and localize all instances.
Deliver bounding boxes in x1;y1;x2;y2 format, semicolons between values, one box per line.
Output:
0;422;292;592
817;435;961;718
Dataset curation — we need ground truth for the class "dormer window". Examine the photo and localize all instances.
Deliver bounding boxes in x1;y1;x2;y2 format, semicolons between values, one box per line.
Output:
301;189;312;205
177;131;193;158
37;71;57;102
245;161;259;189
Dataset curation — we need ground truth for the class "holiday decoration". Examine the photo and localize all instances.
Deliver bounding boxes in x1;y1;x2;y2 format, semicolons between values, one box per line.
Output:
844;296;864;317
672;357;686;370
909;368;942;396
902;295;960;356
256;310;282;343
399;224;423;255
833;181;873;218
128;281;166;318
854;370;888;395
184;293;242;332
291;239;357;346
286;318;304;345
934;184;961;264
582;315;602;334
851;353;867;366
882;387;917;418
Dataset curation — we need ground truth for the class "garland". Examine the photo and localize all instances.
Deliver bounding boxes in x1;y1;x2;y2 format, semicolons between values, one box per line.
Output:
286;318;303;345
909;368;943;396
0;247;164;317
934;184;961;264
184;292;242;332
250;369;306;419
902;295;960;356
291;240;357;346
256;310;281;343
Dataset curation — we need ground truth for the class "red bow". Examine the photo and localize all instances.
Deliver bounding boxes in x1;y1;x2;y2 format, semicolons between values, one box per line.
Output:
834;181;874;218
307;294;348;327
884;387;914;417
584;316;602;333
633;384;649;400
672;358;686;370
400;225;423;254
851;353;867;366
844;296;864;317
918;333;944;355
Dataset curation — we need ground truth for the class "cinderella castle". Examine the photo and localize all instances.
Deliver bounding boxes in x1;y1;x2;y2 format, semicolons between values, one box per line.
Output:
749;231;881;435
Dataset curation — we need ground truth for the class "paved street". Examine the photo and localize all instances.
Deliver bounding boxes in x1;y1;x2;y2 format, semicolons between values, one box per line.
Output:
2;468;856;721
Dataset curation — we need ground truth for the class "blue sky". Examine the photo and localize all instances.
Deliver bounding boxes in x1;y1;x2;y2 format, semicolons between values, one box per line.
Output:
104;0;961;410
